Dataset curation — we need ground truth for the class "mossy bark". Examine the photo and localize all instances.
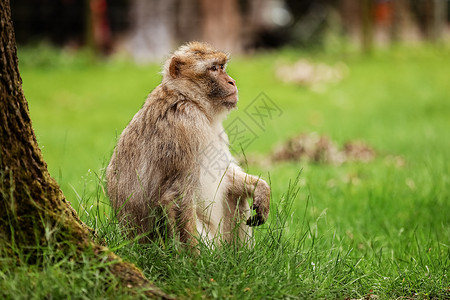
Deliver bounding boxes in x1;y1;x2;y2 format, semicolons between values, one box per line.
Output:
0;1;169;298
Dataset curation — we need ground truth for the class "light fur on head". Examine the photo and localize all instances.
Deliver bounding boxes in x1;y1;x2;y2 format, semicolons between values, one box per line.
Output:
162;41;230;81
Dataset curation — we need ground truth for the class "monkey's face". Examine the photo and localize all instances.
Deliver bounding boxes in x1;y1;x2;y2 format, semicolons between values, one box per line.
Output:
166;42;239;110
205;62;238;110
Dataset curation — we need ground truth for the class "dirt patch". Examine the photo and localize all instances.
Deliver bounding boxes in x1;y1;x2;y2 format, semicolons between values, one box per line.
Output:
276;60;348;88
271;132;376;165
238;133;405;168
343;140;377;163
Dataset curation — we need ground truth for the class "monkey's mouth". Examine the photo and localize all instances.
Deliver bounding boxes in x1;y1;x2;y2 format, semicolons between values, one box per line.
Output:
222;92;238;108
224;91;238;100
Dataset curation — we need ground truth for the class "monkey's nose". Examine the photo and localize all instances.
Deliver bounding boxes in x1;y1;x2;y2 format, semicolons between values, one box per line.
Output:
228;79;235;86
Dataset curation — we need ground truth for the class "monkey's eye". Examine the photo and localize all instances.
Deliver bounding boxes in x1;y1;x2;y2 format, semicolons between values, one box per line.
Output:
210;65;218;71
220;64;224;70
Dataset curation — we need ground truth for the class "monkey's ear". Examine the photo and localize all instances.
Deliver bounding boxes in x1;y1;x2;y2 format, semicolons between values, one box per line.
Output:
169;57;183;79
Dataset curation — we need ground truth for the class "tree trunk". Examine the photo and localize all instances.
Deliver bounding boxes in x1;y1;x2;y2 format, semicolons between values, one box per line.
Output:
361;0;374;52
174;0;202;44
86;0;112;55
431;0;447;41
339;0;362;45
392;0;421;43
199;0;242;52
373;0;392;46
0;0;169;298
127;0;176;62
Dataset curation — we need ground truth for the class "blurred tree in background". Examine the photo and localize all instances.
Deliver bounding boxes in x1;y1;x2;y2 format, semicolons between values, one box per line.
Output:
10;0;450;61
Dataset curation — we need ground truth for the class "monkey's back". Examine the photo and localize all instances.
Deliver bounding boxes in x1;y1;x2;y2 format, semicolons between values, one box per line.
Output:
106;85;209;234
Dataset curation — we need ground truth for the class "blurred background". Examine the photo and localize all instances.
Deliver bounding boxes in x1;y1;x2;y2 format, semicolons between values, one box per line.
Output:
5;3;450;297
11;0;450;61
8;0;450;220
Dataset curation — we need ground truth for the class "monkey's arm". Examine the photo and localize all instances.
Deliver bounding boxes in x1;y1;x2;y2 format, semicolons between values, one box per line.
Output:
226;166;270;226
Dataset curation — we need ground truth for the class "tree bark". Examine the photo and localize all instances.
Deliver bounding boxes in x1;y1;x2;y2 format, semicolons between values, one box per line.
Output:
0;0;169;298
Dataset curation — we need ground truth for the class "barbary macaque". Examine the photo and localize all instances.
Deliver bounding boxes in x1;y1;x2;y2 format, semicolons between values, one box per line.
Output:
106;42;270;248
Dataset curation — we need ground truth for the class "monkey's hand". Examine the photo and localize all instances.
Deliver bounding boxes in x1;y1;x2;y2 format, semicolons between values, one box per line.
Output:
246;179;270;227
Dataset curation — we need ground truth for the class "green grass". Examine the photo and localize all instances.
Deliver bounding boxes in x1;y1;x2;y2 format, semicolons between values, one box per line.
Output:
2;44;449;299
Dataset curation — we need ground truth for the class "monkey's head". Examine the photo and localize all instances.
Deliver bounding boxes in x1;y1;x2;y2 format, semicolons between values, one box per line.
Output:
163;42;238;110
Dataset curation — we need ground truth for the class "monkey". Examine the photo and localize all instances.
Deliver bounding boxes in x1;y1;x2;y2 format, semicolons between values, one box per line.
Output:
106;42;270;248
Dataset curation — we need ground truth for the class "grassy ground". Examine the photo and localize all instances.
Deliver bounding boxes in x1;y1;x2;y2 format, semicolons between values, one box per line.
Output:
1;44;449;299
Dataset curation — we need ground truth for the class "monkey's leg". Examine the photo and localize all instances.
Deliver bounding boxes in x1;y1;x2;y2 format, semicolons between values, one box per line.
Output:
175;205;197;245
227;167;271;227
158;188;191;244
171;188;199;249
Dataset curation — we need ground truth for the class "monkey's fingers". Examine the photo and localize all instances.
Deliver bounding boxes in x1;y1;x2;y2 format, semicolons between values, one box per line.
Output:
251;202;269;221
246;214;265;227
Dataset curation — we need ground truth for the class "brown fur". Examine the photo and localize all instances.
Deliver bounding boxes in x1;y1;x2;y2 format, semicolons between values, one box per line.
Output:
106;42;270;248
